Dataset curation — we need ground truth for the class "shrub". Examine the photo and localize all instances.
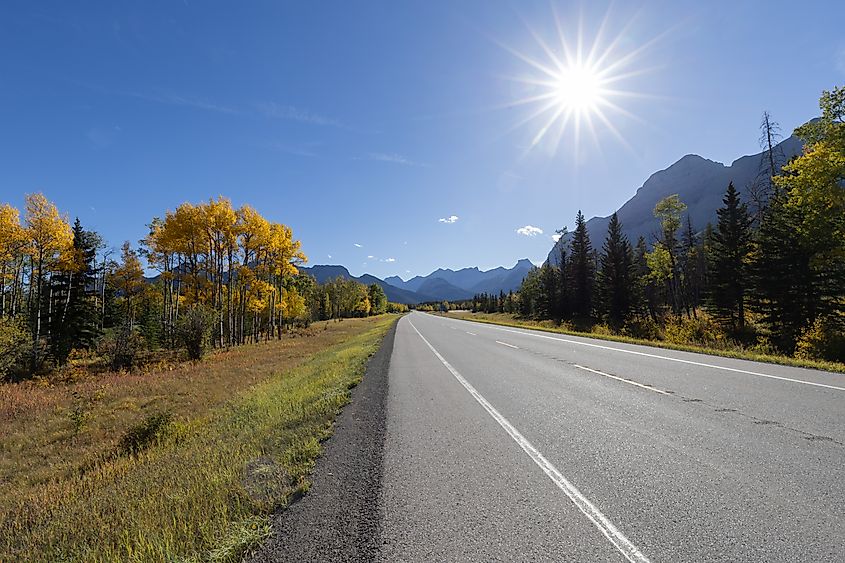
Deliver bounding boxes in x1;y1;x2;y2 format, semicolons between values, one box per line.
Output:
176;306;212;360
0;318;30;379
622;317;662;341
117;411;173;456
98;327;145;371
795;315;845;362
663;313;726;348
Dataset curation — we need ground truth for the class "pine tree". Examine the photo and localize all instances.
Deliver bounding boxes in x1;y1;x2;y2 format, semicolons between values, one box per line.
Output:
597;213;635;326
569;210;595;320
706;183;752;335
634;236;656;320
750;192;812;351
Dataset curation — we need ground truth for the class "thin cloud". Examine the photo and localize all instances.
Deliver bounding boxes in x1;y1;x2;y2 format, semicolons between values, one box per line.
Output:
257;102;342;127
516;225;544;237
367;255;375;259
381;258;396;263
266;142;317;157
354;243;362;248
438;215;459;224
360;152;427;167
131;92;239;114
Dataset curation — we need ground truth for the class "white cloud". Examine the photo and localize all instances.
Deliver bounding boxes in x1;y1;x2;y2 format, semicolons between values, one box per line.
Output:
381;258;396;263
516;225;544;237
354;243;362;248
367;255;375;259
438;215;459;224
327;254;332;258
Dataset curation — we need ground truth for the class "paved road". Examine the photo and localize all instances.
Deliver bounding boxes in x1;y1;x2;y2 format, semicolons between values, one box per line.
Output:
378;312;844;562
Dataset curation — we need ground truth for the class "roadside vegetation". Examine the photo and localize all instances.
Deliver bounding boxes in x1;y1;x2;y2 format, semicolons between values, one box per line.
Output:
427;87;845;371
0;314;396;562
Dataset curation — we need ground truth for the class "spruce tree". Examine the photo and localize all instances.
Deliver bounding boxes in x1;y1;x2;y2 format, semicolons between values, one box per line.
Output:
569;210;595;320
50;219;100;363
706;183;752;335
597;213;635;326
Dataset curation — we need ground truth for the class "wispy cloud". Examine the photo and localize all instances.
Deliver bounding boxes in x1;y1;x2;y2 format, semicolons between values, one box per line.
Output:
516;225;544;237
359;152;427;167
381;257;396;263
266;141;318;157
438;215;459;224
327;254;332;259
367;255;375;259
131;92;239;114
354;243;362;248
256;102;342;127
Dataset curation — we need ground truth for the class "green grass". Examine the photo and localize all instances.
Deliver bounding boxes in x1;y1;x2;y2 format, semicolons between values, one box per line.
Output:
0;315;396;562
439;311;845;374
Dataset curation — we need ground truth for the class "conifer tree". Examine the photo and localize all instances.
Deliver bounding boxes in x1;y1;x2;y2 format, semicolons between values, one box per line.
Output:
569;210;594;320
597;213;635;326
706;183;752;334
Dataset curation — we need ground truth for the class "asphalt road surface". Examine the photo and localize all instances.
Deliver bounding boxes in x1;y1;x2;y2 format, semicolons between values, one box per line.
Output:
260;311;845;562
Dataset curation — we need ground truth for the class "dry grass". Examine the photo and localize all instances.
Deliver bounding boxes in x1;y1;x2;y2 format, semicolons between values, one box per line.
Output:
0;315;397;562
440;311;845;374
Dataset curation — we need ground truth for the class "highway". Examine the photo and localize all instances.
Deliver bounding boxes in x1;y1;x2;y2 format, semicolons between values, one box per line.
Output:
377;311;845;562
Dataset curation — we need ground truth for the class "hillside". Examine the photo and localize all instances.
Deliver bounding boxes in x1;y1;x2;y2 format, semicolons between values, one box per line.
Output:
547;134;803;264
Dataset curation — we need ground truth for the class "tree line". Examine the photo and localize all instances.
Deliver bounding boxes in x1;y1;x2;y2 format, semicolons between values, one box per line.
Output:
0;196;404;378
487;87;845;362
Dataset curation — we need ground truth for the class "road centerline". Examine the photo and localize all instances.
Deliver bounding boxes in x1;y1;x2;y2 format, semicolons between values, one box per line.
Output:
573;364;670;396
408;319;652;563
495;340;519;349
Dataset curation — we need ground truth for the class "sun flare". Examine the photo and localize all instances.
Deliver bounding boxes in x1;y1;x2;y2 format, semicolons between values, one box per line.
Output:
551;65;603;114
503;8;656;156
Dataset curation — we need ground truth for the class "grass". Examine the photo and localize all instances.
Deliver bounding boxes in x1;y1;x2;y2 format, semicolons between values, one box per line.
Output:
438;311;845;374
0;315;397;562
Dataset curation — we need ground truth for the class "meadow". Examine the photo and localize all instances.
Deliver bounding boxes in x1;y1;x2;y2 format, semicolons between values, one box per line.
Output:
0;315;396;562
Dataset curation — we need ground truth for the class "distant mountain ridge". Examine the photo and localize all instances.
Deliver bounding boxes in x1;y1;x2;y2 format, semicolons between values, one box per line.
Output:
547;134;804;264
301;259;535;304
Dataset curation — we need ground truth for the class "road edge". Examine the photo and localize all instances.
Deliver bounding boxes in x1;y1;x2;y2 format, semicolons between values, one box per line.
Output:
248;317;398;562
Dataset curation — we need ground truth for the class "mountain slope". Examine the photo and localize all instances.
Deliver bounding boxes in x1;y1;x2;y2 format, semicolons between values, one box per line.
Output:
547;134;803;264
299;265;422;305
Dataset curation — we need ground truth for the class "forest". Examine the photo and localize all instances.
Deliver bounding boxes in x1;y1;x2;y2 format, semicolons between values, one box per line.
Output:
0;196;405;380
464;87;845;363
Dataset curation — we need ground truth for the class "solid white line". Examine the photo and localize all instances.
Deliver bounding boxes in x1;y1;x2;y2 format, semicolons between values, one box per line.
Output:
574;364;670;396
496;340;519;349
408;320;651;563
453;320;845;392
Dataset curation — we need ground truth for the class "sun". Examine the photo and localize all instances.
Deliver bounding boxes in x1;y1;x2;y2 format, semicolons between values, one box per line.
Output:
551;65;603;115
501;7;657;156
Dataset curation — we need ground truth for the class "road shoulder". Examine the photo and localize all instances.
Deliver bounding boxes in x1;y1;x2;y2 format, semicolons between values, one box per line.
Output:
248;318;397;562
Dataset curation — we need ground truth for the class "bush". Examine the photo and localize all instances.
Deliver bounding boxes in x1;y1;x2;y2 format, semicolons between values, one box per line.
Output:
795;315;845;362
663;313;726;348
117;411;173;456
0;318;31;379
98;327;145;371
622;317;662;340
176;306;212;360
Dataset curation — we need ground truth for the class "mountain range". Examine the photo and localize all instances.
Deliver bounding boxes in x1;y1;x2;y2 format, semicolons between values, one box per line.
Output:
547;134;804;264
300;259;535;304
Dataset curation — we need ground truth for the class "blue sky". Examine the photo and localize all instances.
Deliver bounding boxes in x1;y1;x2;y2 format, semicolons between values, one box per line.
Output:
1;1;843;279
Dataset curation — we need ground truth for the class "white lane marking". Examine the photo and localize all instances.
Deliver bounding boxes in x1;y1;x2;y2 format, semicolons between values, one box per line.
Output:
408;320;651;563
466;331;477;336
446;319;845;392
496;340;519;349
574;364;670;396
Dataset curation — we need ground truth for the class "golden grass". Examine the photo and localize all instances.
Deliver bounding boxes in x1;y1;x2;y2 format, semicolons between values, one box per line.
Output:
439;311;845;374
0;315;397;562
